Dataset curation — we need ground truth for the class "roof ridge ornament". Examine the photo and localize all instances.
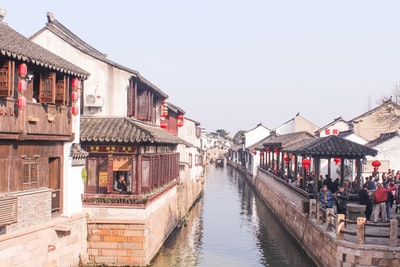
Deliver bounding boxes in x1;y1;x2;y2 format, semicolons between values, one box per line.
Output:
0;8;7;23
47;12;55;23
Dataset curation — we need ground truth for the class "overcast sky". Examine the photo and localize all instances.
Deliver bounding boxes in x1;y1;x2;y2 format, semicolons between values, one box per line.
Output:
2;1;400;136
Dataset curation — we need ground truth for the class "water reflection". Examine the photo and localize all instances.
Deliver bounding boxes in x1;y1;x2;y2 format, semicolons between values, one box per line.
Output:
150;165;316;267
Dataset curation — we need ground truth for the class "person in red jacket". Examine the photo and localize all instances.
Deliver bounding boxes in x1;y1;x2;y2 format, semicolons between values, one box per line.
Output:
373;183;395;223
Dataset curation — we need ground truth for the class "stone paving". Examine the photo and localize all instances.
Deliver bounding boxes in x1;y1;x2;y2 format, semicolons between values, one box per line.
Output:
340;210;400;246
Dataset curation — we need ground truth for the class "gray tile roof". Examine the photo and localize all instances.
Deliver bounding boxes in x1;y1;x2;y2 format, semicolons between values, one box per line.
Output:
288;135;378;158
0;22;89;78
366;131;399;148
252;131;316;151
34;12;167;98
80;117;189;145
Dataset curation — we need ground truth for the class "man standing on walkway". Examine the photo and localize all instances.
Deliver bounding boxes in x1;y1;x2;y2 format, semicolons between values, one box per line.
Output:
359;184;373;221
335;185;349;215
373;183;394;223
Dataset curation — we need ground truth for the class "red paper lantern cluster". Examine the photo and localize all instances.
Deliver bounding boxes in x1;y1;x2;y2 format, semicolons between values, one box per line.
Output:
71;105;79;116
302;158;311;171
333;158;341;166
177;114;184;127
71;78;79;89
18;63;27;78
371;160;381;171
161;100;168;117
160;118;167;129
18;96;26;109
17;63;28;109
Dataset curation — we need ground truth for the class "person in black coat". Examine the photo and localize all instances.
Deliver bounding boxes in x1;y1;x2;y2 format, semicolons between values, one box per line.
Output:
358;184;373;221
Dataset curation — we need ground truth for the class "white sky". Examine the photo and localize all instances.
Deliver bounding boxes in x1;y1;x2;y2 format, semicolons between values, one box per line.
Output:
2;1;400;136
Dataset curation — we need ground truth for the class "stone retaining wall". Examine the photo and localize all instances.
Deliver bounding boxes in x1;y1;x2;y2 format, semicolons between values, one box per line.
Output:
249;167;400;267
0;213;88;267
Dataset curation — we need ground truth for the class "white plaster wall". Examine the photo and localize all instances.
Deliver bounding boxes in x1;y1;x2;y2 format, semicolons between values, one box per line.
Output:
320;121;350;137
32;31;133;117
244;126;270;148
63;100;84;216
370;137;400;172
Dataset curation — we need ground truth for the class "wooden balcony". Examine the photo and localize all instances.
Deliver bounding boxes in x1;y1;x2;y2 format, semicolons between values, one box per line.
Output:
0;98;73;141
82;180;177;208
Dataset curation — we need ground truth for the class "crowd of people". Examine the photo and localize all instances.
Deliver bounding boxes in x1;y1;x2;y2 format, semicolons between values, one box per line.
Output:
314;169;400;222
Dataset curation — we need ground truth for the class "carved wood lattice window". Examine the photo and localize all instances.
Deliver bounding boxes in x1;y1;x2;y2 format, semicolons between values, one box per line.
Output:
0;60;14;97
55;75;67;106
23;159;38;190
39;73;56;104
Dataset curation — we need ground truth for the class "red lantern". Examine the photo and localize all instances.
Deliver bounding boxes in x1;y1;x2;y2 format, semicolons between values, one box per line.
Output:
302;158;311;171
274;147;279;153
17;96;26;109
18;63;27;78
177;114;184;127
333;158;341;166
371;160;381;168
160;119;167;129
252;151;257;155
71;105;79;116
325;129;331;135
71;91;79;102
284;156;290;162
71;78;79;89
17;80;27;93
265;147;270;152
259;152;263;156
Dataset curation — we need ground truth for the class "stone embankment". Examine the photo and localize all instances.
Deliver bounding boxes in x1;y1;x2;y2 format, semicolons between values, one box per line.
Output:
229;162;400;267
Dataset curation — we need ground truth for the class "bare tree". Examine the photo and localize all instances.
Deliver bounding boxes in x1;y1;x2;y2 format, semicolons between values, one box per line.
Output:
375;82;400;129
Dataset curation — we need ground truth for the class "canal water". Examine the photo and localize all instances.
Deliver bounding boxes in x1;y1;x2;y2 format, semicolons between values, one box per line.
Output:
150;165;317;267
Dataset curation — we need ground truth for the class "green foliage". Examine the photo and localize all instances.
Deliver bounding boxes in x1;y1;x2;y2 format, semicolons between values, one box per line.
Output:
232;130;246;144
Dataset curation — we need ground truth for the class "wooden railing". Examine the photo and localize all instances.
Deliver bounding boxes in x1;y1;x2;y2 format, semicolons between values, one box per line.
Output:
309;199;399;246
82;179;177;208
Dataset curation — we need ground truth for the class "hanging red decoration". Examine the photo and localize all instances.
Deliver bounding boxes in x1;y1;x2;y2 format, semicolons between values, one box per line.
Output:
274;147;279;153
160;119;167;129
17;96;26;109
325;129;331;135
333;158;341;166
18;63;27;78
71;91;79;102
17;80;27;93
177;114;184;127
71;78;79;89
265;147;270;152
371;160;381;168
252;151;257;155
284;155;290;162
259;152;263;156
71;105;79;116
302;158;311;171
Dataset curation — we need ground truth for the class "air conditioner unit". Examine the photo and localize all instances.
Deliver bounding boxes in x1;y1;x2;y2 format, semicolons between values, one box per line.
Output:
84;94;103;107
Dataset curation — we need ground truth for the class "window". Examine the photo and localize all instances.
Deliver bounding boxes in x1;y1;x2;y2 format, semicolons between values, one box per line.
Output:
0;60;14;97
55;75;68;106
127;79;155;122
22;159;38;190
39;73;56;104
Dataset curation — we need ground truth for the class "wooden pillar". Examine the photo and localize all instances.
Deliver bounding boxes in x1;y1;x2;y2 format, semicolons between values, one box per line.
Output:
355;158;362;192
107;154;113;193
313;158;320;199
294;155;298;183
136;154;142;195
340;158;345;185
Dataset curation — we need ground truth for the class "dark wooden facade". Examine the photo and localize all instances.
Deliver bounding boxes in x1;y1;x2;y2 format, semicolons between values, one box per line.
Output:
0;20;88;232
